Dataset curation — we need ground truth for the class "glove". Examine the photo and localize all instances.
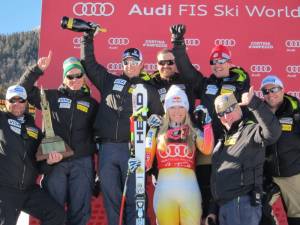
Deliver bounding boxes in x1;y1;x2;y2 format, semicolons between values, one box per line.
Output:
147;114;162;128
170;24;186;45
128;158;141;173
193;105;212;126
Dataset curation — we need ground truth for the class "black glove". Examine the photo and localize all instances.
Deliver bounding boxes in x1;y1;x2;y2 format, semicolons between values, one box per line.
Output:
193;105;212;127
170;24;186;45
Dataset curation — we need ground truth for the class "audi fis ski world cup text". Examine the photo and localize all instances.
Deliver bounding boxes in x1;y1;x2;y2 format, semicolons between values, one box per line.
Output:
71;2;300;18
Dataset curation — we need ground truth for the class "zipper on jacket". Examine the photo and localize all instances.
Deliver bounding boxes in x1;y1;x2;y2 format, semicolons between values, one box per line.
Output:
69;95;76;145
115;83;128;141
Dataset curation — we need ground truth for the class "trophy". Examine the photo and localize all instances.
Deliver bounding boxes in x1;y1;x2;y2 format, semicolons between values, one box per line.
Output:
36;88;74;161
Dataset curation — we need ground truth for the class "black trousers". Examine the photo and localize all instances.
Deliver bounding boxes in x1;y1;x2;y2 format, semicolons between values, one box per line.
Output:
0;185;65;225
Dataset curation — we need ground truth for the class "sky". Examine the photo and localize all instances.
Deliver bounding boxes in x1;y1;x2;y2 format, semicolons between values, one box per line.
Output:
0;0;42;34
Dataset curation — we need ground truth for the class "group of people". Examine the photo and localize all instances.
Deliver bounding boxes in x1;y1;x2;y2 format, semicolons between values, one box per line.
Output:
0;23;299;225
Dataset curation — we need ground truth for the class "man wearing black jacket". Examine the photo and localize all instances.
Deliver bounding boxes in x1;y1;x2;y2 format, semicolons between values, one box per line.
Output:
211;88;281;225
0;85;65;225
19;53;98;225
81;32;163;225
261;75;300;225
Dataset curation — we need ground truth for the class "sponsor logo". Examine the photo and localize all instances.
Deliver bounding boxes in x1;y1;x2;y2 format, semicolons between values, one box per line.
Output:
108;37;129;46
73;37;82;49
285;40;300;48
250;64;272;73
249;41;274;49
142;40;167;48
107;63;123;71
185;38;200;46
144;63;157;71
214;39;236;47
73;2;115;17
286;65;300;74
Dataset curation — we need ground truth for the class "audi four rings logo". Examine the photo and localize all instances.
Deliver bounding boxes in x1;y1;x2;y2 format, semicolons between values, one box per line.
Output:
214;39;236;47
285;40;300;48
286;65;300;74
108;38;129;45
144;63;157;71
107;63;123;71
185;39;200;46
73;2;115;16
250;65;272;73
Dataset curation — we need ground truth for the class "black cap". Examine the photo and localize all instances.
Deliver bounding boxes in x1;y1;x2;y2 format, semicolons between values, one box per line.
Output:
122;48;143;61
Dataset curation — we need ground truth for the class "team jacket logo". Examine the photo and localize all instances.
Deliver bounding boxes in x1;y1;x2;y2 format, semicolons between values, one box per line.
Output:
8;119;21;135
215;39;236;47
285;40;300;48
58;98;72;109
73;2;115;17
108;37;129;46
113;79;127;92
185;38;200;46
286;65;300;74
250;64;272;73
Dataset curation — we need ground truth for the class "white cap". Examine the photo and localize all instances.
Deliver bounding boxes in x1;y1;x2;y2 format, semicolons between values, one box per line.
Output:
164;85;189;112
6;85;27;100
260;75;284;89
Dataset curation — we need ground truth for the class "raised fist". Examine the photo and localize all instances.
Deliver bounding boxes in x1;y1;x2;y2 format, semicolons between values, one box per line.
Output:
193;104;212;126
170;24;186;45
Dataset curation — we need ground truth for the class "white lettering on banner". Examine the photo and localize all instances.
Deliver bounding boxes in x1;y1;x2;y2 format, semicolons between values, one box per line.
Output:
108;38;129;46
143;40;167;48
73;2;115;17
178;4;208;16
144;63;157;71
288;91;300;99
185;38;200;46
128;4;172;16
107;63;123;71
245;6;300;18
214;5;239;17
286;65;300;74
249;41;273;49
285;40;300;48
73;37;82;49
250;65;272;73
214;39;236;47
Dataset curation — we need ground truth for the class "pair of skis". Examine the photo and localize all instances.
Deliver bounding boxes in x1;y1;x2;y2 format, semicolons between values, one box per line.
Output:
119;84;148;225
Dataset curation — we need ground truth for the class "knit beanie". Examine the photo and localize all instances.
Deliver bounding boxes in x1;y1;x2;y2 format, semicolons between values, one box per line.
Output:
63;57;85;77
164;85;189;112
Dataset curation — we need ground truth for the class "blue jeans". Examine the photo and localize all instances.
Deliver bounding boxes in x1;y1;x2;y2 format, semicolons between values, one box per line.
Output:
219;195;262;225
44;156;93;225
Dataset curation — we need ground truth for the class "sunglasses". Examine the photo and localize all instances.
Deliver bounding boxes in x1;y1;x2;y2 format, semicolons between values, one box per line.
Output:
262;86;282;95
8;98;26;104
122;60;141;66
210;58;229;65
157;60;175;66
66;73;84;80
217;103;237;117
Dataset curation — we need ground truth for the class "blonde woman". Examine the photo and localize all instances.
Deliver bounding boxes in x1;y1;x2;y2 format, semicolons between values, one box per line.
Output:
153;85;214;225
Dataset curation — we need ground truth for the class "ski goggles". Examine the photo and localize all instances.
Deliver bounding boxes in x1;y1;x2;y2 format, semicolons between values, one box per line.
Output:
261;86;282;95
157;60;175;66
217;103;237;117
210;58;229;65
66;73;84;80
8;98;26;104
122;60;141;66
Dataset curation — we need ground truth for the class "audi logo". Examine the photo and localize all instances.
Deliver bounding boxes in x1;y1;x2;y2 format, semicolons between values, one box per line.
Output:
214;39;236;47
185;39;200;46
285;40;300;48
250;65;272;73
73;2;115;17
73;37;82;48
144;63;157;71
286;65;300;74
107;63;123;71
108;37;129;46
158;144;194;159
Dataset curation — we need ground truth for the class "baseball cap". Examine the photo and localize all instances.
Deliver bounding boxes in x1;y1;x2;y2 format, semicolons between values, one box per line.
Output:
164;85;189;112
63;57;85;77
122;48;143;61
214;93;238;114
6;85;27;100
209;45;231;61
260;75;284;89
